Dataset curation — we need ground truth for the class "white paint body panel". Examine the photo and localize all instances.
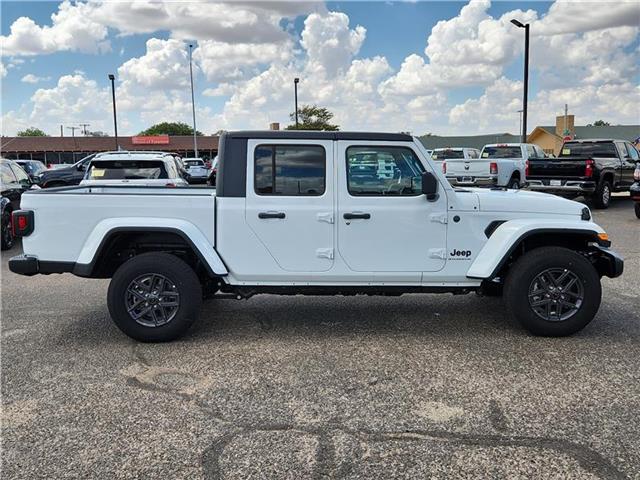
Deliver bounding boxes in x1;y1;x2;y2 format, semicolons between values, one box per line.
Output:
19;138;607;287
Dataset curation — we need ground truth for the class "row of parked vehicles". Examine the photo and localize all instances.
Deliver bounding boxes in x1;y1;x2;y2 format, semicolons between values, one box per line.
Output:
429;138;640;209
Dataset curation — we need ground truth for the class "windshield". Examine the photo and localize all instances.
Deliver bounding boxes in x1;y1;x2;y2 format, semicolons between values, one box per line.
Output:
432;150;465;160
86;160;167;180
559;142;618;158
184;160;205;167
481;146;522;159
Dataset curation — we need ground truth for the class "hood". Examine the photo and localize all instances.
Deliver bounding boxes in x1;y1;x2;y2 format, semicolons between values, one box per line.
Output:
470;188;588;217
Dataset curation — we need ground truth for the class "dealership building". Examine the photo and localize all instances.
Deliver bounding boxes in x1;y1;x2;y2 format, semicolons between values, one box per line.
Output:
0;135;219;165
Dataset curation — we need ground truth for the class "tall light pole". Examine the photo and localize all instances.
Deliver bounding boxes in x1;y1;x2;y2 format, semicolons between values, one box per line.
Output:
511;19;529;144
188;44;198;157
517;109;523;137
294;78;299;129
108;74;119;150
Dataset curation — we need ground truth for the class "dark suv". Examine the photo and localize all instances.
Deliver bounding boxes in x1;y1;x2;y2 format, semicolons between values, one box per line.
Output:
36;154;96;188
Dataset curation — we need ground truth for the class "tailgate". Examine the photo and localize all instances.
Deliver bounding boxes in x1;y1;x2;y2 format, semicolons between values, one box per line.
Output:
446;159;488;176
528;158;587;179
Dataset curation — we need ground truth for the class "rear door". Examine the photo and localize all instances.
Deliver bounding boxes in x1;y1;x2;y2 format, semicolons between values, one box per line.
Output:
337;141;447;276
245;139;335;272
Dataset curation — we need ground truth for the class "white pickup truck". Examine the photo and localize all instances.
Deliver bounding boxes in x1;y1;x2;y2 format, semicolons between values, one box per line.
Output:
445;143;542;189
9;131;623;342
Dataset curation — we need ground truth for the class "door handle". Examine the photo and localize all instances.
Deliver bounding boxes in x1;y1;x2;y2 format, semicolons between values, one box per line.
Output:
258;212;286;219
343;212;371;220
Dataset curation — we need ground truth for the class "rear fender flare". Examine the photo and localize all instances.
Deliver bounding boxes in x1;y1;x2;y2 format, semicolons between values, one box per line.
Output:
466;219;605;279
75;218;228;277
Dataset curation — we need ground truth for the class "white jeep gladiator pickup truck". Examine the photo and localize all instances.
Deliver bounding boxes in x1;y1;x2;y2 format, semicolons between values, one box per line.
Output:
9;131;623;341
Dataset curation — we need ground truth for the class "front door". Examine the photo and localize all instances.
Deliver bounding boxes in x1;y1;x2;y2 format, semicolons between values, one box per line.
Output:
337;142;448;275
245;139;335;272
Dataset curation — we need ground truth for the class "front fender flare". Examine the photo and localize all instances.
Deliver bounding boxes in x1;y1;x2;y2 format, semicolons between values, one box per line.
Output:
74;217;228;277
466;219;605;279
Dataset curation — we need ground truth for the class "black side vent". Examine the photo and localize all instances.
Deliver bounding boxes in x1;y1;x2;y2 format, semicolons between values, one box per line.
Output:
484;220;506;238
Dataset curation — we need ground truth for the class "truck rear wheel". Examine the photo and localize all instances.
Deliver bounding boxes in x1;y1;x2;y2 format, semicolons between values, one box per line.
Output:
504;247;601;336
591;180;611;209
107;252;202;342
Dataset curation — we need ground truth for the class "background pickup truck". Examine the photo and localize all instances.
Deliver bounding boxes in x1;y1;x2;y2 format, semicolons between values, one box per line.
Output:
445;143;540;189
9;131;623;342
527;139;639;208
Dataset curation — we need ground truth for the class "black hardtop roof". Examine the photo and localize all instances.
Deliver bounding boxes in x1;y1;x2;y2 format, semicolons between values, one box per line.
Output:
224;130;413;142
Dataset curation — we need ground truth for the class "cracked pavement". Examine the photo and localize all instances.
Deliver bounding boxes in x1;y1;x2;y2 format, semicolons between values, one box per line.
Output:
2;197;639;479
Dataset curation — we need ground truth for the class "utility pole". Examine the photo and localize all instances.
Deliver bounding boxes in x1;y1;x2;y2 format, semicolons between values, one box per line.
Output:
108;74;119;150
188;44;198;157
66;126;79;137
518;109;523;137
294;78;300;129
60;125;64;137
79;123;91;136
511;19;530;143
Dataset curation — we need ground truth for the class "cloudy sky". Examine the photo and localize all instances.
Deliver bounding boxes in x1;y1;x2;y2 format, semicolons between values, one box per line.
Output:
1;0;638;137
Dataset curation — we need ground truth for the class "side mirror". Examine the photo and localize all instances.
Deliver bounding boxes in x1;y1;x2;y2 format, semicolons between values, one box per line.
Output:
421;171;439;201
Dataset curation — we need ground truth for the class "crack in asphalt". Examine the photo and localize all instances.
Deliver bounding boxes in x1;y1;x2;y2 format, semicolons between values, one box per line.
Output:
126;343;628;480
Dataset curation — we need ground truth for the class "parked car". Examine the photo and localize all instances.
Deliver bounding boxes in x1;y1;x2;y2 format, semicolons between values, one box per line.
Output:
631;162;640;219
14;160;46;181
36;154;96;188
431;148;481;170
183;158;209;184
527;139;639;208
9;131;623;342
444;143;535;189
1;159;35;250
207;156;218;186
80;152;189;187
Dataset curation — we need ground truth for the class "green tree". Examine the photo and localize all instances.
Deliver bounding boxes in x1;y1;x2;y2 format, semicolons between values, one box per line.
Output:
286;105;339;131
139;122;203;136
587;120;610;127
17;127;48;137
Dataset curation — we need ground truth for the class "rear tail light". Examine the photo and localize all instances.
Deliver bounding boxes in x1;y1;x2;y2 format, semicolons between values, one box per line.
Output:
442;161;447;174
490;162;498;175
12;210;34;237
585;159;594;178
525;160;530;177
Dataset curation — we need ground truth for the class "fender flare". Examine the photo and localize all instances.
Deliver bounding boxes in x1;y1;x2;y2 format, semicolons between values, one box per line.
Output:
0;197;11;215
73;218;228;277
466;219;605;280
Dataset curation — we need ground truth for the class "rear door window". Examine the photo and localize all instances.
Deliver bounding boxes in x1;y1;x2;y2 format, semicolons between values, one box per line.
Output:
254;145;326;196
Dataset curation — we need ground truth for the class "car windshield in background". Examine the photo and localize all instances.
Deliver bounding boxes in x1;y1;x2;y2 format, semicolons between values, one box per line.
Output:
185;160;205;167
482;146;522;158
432;150;465;160
17;162;45;175
559;142;618;158
87;161;167;180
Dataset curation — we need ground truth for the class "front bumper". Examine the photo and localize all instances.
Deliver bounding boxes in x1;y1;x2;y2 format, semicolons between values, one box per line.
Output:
528;180;597;194
447;176;497;187
591;246;624;278
9;254;74;276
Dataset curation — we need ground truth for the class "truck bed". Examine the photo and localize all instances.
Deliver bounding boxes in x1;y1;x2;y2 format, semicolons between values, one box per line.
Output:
20;186;216;262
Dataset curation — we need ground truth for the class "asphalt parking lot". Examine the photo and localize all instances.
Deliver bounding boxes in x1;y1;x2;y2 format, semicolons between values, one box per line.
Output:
2;195;639;479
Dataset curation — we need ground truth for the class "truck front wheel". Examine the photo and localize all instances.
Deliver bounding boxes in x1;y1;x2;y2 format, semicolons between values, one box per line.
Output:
504;247;601;336
107;252;202;342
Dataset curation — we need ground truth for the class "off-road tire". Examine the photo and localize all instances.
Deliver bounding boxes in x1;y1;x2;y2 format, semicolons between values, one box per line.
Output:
1;211;14;251
107;252;202;342
591;180;611;209
504;247;601;336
